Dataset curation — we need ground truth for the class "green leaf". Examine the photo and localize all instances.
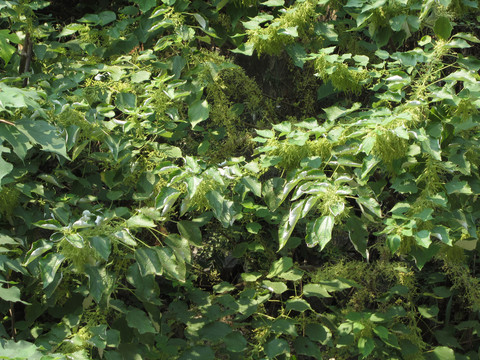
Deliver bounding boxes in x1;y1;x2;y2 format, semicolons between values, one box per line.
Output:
79;10;116;26
286;298;312;312
0;31;17;65
0;144;13;183
265;338;290;359
157;246;185;282
307;215;335;251
262;280;288;294
434;16;453;40
246;222;261;234
230;43;254;56
164;234;191;264
303;283;331;298
65;233;84;248
261;0;284;6
455;239;477;251
126;308;156;334
206;190;238;228
358;337;375;357
346;216;368;257
193;13;207;29
189;99;209;128
278;26;298;37
90;236;111;261
427;347;455;360
432;226;451;246
135;0;156;12
127;214;156;228
224;331;247;352
39;253;66;288
16;120;69;159
0;285;28;304
279;199;308;250
445;179;472;194
135;247;163;276
241;272;262;282
271;318;297;336
131;70;151;83
0;123;31;160
267;257;293;278
305;323;330;343
179;346;215;360
24;239;53;266
177;221;202;246
85;265;113;303
356;196;382;217
0;340;40;359
114;229;137;247
240;176;262;197
294;337;323;359
415;230;431;248
418;305;440;319
199;321;232;341
155;187;181;215
115;92;137;112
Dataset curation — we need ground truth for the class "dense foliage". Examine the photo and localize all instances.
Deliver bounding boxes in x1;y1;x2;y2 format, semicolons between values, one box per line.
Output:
1;0;480;358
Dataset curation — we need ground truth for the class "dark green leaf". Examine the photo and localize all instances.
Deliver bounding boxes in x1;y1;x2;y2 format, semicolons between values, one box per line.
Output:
126;308;156;334
177;221;202;246
39;253;66;288
294;337;323;358
224;331;247;352
286;298;312;312
135;247;163;276
189;99;209;128
199;321;232;342
85;265;113;303
264;338;290;359
434;16;453;40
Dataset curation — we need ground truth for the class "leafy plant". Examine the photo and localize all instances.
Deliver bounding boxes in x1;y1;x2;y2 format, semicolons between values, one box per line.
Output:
1;0;480;359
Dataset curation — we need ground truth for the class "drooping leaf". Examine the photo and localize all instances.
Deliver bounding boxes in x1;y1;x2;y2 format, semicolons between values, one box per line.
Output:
434;16;453;40
286;298;312;312
0;144;13;183
39;253;66;289
188;99;209;128
135;247;163;276
85;265;113;303
306;215;335;251
303;283;331;298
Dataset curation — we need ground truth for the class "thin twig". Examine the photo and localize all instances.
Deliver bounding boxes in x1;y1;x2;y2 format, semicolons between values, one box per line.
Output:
0;119;15;126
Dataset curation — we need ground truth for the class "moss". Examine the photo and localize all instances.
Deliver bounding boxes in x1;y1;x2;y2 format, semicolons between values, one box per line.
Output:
372;128;409;170
442;258;480;311
315;54;368;96
311;259;416;310
267;137;332;170
0;186;20;218
58;237;98;272
246;0;319;56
